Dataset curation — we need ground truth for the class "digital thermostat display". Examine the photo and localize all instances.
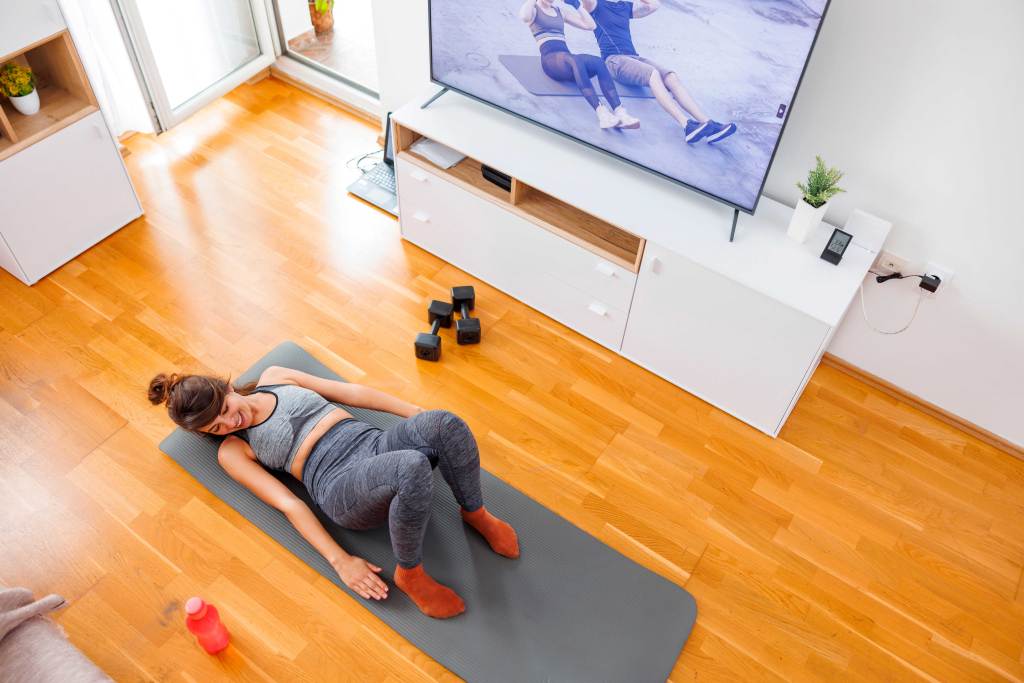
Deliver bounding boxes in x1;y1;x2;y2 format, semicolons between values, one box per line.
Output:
828;232;852;252
821;228;853;265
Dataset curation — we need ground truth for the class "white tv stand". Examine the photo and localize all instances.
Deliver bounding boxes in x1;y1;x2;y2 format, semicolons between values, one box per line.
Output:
392;90;890;436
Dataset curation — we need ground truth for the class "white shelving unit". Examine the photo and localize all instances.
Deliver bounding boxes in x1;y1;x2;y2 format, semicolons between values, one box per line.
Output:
392;90;890;436
0;0;142;285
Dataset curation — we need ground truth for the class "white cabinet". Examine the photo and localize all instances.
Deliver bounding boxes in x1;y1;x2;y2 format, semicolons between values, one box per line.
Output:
0;111;142;284
392;93;888;436
0;234;26;282
0;4;142;286
621;242;830;435
0;0;65;58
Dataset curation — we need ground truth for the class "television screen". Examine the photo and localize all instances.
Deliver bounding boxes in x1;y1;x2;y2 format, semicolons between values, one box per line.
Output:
429;0;830;214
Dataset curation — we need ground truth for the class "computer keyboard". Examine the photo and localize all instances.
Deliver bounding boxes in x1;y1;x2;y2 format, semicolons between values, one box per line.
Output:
364;163;396;192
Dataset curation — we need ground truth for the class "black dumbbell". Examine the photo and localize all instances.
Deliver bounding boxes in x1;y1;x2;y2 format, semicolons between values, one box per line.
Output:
414;300;454;361
451;285;481;345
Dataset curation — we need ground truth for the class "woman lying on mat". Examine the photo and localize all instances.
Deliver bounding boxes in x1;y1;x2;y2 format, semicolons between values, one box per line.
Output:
519;0;640;129
148;367;519;619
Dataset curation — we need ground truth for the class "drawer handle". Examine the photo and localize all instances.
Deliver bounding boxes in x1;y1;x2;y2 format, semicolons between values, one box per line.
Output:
587;302;609;317
412;211;431;223
409;170;428;183
594;261;617;278
648;256;661;275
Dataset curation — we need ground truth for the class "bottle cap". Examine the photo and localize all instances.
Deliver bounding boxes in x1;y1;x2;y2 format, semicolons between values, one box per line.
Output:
185;597;205;616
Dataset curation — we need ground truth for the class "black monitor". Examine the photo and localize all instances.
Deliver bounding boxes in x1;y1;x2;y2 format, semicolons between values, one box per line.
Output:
383;111;394;167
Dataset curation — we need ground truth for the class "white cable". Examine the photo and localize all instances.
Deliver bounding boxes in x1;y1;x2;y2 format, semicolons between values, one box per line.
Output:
859;282;924;335
347;148;384;173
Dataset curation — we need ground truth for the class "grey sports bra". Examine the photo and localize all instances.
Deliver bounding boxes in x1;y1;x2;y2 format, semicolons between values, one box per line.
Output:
237;384;340;473
529;5;566;46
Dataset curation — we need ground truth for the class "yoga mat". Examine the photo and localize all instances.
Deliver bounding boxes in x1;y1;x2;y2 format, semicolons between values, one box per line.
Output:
159;341;697;682
499;54;654;99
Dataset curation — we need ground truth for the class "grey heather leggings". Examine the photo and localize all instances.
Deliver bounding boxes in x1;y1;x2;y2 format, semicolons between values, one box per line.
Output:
302;410;484;569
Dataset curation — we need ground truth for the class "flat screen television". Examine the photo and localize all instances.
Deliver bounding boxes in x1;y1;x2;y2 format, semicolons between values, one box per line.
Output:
429;0;831;214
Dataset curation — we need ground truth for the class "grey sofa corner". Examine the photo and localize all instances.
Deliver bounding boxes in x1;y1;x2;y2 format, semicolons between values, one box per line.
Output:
0;586;111;683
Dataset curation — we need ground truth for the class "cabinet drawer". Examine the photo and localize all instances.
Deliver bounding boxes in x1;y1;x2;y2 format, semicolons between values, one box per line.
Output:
513;219;636;311
0;0;65;58
397;155;636;310
515;271;627;350
397;157;627;349
397;158;525;294
0;111;141;284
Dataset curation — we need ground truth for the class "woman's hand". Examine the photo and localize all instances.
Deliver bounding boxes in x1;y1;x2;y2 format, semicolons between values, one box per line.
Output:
336;556;389;600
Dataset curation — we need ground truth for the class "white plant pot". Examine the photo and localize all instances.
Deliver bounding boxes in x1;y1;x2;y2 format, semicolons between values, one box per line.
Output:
787;199;828;244
9;89;40;115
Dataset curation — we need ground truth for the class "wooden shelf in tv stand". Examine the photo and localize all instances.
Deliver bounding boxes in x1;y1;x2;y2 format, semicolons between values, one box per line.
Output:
392;122;645;273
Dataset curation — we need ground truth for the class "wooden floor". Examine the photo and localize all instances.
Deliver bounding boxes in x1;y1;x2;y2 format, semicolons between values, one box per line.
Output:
1;77;1022;682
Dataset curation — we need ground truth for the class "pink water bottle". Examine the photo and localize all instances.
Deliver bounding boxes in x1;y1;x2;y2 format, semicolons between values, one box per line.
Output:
185;597;230;654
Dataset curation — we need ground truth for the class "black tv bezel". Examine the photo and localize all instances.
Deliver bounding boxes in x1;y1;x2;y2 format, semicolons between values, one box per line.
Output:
426;0;832;215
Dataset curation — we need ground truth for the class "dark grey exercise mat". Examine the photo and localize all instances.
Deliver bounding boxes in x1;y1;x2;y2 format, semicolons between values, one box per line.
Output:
499;54;654;99
159;341;697;682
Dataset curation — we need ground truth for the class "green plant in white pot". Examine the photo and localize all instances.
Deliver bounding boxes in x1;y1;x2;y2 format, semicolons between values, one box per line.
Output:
0;63;39;116
787;156;845;243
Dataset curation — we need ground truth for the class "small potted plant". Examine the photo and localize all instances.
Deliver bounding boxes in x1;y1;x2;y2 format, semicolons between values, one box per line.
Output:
787;155;845;243
0;62;39;116
308;0;335;36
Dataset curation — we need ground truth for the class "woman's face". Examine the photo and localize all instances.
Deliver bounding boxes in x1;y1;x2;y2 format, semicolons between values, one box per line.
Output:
199;390;253;435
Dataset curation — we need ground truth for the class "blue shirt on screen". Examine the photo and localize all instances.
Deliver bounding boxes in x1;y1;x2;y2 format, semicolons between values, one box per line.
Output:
578;0;638;59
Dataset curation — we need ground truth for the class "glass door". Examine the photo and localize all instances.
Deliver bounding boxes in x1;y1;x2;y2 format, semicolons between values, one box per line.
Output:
113;0;276;131
273;0;379;96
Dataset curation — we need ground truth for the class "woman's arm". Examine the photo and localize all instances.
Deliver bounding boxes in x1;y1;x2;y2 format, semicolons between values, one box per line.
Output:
218;438;388;600
265;366;424;418
519;0;537;23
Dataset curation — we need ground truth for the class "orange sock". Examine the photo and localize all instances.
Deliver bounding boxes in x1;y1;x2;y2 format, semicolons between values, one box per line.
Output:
461;505;520;558
393;563;465;619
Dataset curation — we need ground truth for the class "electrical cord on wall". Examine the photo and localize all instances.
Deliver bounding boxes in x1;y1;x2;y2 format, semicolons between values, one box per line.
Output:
860;270;927;335
859;283;924;334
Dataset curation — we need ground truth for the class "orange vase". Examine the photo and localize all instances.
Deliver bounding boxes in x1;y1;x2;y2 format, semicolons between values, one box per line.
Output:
308;3;334;36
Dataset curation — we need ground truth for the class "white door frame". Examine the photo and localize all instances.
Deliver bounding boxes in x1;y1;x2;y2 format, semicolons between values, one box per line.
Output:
109;0;276;132
264;0;381;121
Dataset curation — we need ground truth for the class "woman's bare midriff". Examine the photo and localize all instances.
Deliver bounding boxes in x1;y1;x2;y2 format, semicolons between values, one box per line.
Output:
288;407;355;480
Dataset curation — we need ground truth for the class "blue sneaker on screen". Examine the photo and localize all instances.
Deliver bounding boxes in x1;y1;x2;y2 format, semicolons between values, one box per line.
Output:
685;119;738;144
706;120;738;144
683;119;711;143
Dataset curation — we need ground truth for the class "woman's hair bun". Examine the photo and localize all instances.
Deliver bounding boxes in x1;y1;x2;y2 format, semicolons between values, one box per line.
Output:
148;372;182;405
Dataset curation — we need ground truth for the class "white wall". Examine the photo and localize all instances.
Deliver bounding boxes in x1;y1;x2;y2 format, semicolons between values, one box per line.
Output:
371;0;430;115
765;0;1024;447
370;0;1024;447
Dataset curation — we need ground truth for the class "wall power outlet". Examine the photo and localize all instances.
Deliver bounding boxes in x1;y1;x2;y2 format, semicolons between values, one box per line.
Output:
875;251;908;275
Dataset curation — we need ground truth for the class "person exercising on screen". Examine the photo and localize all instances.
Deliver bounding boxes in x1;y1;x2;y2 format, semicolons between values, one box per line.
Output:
520;0;641;129
574;0;738;144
